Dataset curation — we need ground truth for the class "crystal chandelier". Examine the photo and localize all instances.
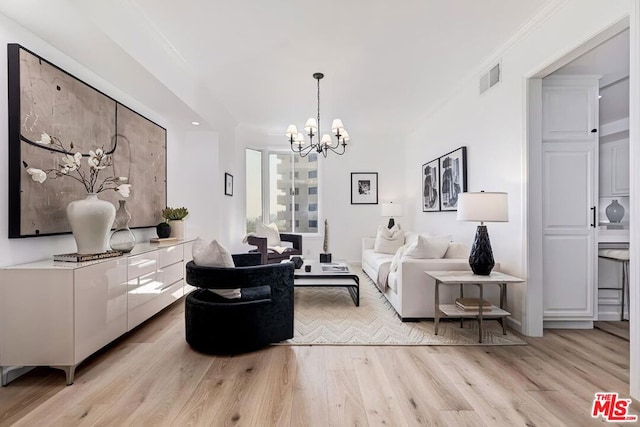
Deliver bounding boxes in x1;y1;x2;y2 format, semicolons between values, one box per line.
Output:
286;72;349;157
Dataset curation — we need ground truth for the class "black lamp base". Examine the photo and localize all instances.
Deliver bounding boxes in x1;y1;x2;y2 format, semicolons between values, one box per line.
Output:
387;218;395;229
469;225;495;275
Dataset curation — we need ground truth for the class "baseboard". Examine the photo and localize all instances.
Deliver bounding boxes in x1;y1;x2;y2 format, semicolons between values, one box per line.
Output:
507;316;523;333
597;312;625;321
544;320;594;329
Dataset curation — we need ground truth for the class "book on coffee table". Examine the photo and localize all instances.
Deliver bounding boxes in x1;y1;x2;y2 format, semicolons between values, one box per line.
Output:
455;297;491;310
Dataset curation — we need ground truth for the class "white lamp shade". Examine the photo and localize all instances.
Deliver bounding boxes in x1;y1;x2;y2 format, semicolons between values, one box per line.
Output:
321;134;331;146
340;130;350;142
294;133;305;146
304;118;317;132
286;124;298;138
331;119;344;132
456;192;508;222
381;202;402;217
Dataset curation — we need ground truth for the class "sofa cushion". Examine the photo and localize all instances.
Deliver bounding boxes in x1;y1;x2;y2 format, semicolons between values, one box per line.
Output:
373;225;404;254
256;222;281;246
192;239;240;299
363;249;394;271
444;241;471;259
404;235;451;259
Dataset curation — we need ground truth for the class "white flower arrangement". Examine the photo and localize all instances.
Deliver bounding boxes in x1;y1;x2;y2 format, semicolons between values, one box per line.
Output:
24;132;131;197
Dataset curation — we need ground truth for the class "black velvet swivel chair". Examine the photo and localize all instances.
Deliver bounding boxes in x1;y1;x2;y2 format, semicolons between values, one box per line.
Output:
184;253;294;354
247;233;302;265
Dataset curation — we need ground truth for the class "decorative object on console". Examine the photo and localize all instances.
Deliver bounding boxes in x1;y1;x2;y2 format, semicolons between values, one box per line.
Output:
156;222;172;238
162;207;189;240
109;200;136;253
381;202;402;228
286;72;349;158
457;191;508;275
53;250;122;263
7;44;166;238
320;219;332;263
422;158;440;212
440;146;467;211
20;130;130;254
351;172;378;205
67;194;116;255
224;173;234;196
605;199;625;223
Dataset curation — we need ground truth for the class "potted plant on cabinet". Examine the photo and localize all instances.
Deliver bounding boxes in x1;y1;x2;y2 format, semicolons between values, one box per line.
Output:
161;207;189;240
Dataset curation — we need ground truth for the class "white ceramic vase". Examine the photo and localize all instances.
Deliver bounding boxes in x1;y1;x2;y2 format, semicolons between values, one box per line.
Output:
67;193;116;254
168;219;185;240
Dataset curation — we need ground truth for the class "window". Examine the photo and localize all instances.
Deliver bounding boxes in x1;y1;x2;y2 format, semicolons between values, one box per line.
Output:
245;149;262;232
245;151;318;234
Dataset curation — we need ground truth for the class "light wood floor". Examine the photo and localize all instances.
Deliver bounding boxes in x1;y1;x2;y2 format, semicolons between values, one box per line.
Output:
595;321;630;341
0;299;637;427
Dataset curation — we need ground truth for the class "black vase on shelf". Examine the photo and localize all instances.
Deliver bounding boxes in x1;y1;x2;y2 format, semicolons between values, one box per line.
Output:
156;222;171;238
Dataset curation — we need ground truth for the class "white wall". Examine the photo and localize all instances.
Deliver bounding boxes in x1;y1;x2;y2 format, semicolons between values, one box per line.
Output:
403;0;633;331
238;125;404;262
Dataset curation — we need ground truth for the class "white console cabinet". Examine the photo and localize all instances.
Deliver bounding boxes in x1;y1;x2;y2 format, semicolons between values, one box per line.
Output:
0;240;193;386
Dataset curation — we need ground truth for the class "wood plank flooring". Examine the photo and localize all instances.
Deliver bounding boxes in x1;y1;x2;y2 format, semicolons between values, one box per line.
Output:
0;299;637;427
595;321;630;341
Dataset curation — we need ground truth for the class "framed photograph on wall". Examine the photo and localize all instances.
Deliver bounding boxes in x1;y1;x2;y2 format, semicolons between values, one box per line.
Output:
351;172;378;204
224;173;233;196
422;159;440;212
439;146;467;211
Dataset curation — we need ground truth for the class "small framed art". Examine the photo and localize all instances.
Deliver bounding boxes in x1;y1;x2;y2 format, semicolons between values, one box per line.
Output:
351;172;378;205
224;173;233;196
422;159;440;212
439;146;467;211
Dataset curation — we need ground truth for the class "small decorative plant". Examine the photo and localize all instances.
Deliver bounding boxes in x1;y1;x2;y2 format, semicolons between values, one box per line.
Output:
162;207;189;221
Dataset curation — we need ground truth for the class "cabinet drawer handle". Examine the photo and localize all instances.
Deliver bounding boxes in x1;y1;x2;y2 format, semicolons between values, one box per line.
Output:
591;206;596;228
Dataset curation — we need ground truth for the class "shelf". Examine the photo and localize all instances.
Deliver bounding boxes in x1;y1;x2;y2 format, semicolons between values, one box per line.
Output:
439;304;510;317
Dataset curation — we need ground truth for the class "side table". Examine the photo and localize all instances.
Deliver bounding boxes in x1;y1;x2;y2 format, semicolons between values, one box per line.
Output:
425;271;524;343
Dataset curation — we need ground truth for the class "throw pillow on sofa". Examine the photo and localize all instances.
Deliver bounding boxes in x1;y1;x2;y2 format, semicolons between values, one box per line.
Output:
255;222;281;246
403;235;451;259
192;238;241;299
374;224;404;254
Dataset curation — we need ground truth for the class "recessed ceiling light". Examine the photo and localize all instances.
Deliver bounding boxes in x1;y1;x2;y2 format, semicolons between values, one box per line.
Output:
191;121;200;126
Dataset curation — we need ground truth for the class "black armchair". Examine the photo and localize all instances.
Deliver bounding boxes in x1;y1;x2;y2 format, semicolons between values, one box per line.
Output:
184;253;294;354
247;233;303;265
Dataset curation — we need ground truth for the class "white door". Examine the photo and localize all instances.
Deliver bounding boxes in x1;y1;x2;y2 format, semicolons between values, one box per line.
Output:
542;76;599;324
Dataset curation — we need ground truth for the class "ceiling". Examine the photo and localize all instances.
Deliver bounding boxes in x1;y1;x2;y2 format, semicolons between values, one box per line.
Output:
0;0;554;140
552;29;630;125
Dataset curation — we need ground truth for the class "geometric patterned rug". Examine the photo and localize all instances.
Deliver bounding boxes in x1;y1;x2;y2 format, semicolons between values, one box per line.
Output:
280;267;527;346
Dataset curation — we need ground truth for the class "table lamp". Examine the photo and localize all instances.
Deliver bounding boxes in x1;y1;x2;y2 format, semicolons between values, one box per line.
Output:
456;191;508;275
381;202;402;228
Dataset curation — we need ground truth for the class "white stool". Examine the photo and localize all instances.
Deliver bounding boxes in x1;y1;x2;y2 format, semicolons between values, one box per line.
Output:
598;249;630;321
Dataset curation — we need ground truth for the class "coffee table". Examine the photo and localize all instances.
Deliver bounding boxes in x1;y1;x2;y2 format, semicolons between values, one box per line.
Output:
293;261;360;306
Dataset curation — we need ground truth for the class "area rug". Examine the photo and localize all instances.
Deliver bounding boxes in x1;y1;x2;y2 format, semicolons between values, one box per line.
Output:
282;268;527;346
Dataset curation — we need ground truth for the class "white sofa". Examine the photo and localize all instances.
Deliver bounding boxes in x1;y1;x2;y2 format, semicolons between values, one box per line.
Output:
361;233;500;320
